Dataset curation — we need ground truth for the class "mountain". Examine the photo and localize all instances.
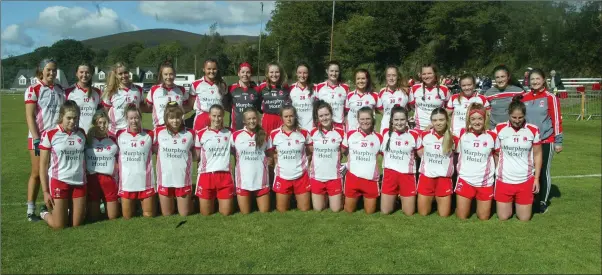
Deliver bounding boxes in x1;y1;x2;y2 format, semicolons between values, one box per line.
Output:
81;28;258;50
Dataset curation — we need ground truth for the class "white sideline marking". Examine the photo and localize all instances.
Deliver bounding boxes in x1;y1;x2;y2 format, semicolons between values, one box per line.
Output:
1;175;599;206
552;174;601;179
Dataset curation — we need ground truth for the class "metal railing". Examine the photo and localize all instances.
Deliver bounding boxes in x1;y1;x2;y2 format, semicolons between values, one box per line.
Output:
556;87;601;120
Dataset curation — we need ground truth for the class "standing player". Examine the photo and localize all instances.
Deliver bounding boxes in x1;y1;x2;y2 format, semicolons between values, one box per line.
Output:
65;63;102;133
378;66;410;134
191;58;228;131
345;69;380;130
409;64;450;132
485;65;525;128
102;62;145;134
494;96;542;221
342;107;383;214
146;61;191;128
260;62;291;135
521;68;563;213
224;62;262;131
24;58;65;221
231;107;271;214
454;103;497;220
380;106;421;215
308;100;345;212
38;100;87;229
290;62;316;130
315;61;349;130
195;104;235;216
268;106;312;212
85;110;120;221
154;102;195;216
116;104;156;219
416;108;457;217
446;74;490;136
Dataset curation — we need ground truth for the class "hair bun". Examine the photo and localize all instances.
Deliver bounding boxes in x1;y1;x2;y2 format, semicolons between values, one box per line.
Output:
512;95;524;103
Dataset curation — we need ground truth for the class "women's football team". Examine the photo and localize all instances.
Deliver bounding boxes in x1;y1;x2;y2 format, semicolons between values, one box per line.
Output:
24;57;563;229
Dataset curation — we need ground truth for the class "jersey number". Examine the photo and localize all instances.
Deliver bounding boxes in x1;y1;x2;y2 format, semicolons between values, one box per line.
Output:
356;102;362;107
68;141;75;145
473;142;480;147
513;137;519;143
300;95;306;100
361;142;368;147
131;142;137;147
95;147;103;152
84;98;90;102
249;141;256;147
396;141;402;146
434;144;441;150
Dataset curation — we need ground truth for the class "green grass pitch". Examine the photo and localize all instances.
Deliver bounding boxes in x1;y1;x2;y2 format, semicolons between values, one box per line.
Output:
1;94;600;274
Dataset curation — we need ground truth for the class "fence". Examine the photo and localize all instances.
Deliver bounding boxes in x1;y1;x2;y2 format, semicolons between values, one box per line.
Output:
557;86;601;120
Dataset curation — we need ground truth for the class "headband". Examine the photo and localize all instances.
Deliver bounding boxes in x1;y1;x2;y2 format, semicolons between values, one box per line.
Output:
39;58;57;69
469;109;486;117
239;62;253;73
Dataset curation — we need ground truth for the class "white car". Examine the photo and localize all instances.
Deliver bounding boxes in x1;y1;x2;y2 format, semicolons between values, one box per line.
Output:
174;74;196;90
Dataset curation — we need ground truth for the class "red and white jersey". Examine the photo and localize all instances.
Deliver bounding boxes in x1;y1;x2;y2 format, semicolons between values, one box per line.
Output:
345;91;380;130
85;136;118;176
65;84;101;133
268;128;310;180
24;82;66;137
409;84;450;130
308;127;345;181
289;82;316;130
418;129;458;178
191;77;225;115
378;87;410;134
116;129;154;192
195;127;232;173
446;93;490;136
39;125;86;185
456;129;496;187
154;127;195;188
315;82;350;124
342;129;383;181
494;122;541;184
102;85;143;133
146;84;189;127
231;128;269;191
381;129;420;174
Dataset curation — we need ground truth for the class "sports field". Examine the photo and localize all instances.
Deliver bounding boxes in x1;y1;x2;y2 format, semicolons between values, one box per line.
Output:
1;94;600;274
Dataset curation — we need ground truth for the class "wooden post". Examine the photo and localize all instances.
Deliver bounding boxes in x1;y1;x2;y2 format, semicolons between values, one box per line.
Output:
580;91;586;121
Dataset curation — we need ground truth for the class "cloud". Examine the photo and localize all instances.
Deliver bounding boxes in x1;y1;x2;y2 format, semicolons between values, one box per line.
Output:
1;24;34;47
30;6;138;40
138;1;275;27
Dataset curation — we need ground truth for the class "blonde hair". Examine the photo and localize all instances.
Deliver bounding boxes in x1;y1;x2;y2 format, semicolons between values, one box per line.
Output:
163;101;185;133
431;107;454;154
103;62;129;101
464;103;489;131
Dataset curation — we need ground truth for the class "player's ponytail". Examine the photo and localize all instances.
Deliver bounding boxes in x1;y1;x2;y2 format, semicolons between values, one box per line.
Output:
431;107;453;155
242;107;266;148
385;105;409;152
508;95;526;115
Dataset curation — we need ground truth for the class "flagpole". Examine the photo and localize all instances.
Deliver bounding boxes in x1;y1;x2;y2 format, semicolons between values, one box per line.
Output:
257;2;264;83
329;1;335;61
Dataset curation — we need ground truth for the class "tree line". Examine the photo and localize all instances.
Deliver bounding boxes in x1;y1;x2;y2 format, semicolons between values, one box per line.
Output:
1;1;600;89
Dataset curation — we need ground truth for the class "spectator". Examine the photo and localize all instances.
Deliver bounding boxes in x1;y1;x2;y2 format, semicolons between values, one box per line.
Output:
550;70;564;91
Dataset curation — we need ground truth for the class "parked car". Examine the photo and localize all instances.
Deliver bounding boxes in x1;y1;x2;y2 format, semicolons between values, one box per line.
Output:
174;74;196;91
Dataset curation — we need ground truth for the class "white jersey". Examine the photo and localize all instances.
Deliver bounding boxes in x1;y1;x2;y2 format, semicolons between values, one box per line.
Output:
116;129;155;192
268;128;310;180
342;129;383;181
289;82;315;130
315;82;349;124
24;82;66;137
494;122;541;184
456;128;496;187
409;84;450;130
378;87;410;134
39;125;86;185
195;127;232;173
154;126;195;188
446;93;491;136
308;127;345;181
231;128;269;191
345;90;380;130
191;77;225;115
146;84;189;127
381;128;421;174
418;129;458;178
102;85;143;134
85;136;118;176
65;84;101;133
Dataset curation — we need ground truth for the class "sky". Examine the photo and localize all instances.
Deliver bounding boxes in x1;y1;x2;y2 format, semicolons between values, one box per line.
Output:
0;1;275;58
